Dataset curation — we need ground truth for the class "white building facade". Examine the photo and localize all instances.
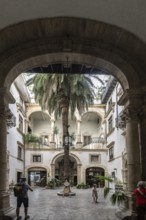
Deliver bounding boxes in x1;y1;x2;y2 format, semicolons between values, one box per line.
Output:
7;74;127;189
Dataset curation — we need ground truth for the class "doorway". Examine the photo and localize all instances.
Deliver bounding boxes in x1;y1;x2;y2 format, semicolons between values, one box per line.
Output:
86;167;105;187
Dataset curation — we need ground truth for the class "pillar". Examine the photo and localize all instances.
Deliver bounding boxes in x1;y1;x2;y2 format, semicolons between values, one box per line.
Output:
77;164;81;184
50;164;55;178
139;104;146;180
49;118;55;148
124;107;141;192
0;88;15;217
76;120;82;148
117;89;143;219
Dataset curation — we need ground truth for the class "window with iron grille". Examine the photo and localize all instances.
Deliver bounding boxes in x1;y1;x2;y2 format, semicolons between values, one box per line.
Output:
109;146;114;160
33;155;41;162
90;155;100;163
18;146;22;159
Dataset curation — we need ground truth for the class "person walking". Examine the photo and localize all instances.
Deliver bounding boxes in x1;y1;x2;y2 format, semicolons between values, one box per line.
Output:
134;181;146;220
16;177;33;220
92;184;98;203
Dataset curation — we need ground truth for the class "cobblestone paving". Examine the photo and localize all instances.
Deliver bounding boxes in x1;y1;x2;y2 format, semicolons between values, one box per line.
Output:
10;187;119;220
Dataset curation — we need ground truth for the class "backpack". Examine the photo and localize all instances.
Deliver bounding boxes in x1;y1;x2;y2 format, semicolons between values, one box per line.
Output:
13;183;25;197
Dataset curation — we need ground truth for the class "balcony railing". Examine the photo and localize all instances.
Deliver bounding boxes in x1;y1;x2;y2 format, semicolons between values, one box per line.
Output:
92;137;106;144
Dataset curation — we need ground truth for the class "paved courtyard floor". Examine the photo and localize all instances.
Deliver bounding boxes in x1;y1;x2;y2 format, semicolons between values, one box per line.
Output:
10;187;119;220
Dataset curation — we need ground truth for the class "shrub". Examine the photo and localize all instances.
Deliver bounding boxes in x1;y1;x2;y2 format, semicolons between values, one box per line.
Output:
76;182;88;189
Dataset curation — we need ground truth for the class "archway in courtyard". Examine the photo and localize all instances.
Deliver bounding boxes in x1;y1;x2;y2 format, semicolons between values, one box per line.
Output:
51;153;81;185
86;167;105;187
0;17;146;217
54;155;77;185
27;167;47;187
81;111;102;147
27;110;51;146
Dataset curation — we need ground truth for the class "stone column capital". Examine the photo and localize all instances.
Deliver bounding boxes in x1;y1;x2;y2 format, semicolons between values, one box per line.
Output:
118;88;143;107
123;106;140;123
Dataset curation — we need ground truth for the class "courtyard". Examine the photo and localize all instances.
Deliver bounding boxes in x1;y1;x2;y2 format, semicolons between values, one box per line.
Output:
10;187;119;220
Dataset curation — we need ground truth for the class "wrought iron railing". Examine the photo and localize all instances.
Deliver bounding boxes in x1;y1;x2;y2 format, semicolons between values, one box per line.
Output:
92;137;106;144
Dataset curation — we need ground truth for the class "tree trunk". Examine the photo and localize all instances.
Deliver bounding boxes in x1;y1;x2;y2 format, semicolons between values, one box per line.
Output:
62;100;70;181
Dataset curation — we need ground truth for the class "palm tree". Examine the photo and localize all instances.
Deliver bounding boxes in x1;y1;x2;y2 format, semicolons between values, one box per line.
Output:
26;73;103;181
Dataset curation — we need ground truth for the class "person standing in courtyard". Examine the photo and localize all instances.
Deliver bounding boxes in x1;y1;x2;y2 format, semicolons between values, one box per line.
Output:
133;181;146;220
15;177;33;220
92;184;98;203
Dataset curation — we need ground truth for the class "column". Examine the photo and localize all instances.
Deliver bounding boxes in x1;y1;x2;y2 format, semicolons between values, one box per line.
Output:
50;164;55;178
76;120;82;148
0;105;13;216
77;164;82;184
124;107;141;192
138;104;146;180
49;118;55;148
0;88;15;217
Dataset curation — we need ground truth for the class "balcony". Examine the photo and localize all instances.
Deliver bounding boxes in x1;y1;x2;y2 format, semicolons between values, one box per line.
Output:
83;137;106;149
115;110;126;130
92;137;106;144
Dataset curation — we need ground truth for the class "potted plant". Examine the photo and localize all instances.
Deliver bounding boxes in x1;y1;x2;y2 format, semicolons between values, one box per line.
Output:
23;133;42;146
103;178;127;206
94;174;126;206
76;182;88;189
47;178;61;189
95;174;113;188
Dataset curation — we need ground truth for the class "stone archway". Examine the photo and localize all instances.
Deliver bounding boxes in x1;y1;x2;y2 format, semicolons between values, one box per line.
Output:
51;152;82;184
27;166;48;187
0;17;145;90
84;164;108;186
0;17;146;217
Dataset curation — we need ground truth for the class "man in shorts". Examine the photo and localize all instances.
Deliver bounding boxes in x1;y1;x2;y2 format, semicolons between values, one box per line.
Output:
16;177;33;220
92;184;98;203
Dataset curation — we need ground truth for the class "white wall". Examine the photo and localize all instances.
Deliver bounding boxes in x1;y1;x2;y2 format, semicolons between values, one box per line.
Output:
105;83;126;182
8;87;25;184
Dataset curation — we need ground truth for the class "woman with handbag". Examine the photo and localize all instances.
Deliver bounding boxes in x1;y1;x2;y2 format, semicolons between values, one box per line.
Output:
134;181;146;220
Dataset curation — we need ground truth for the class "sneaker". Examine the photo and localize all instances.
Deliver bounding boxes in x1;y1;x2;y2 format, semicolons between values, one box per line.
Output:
17;217;22;220
24;215;30;219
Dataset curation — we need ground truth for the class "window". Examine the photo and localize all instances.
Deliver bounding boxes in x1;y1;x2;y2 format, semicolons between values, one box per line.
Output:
41;135;49;146
19;115;23;132
90;155;100;163
83;136;92;146
108;115;113;132
109;146;114;160
33;155;41;162
18;146;22;160
111;171;115;178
